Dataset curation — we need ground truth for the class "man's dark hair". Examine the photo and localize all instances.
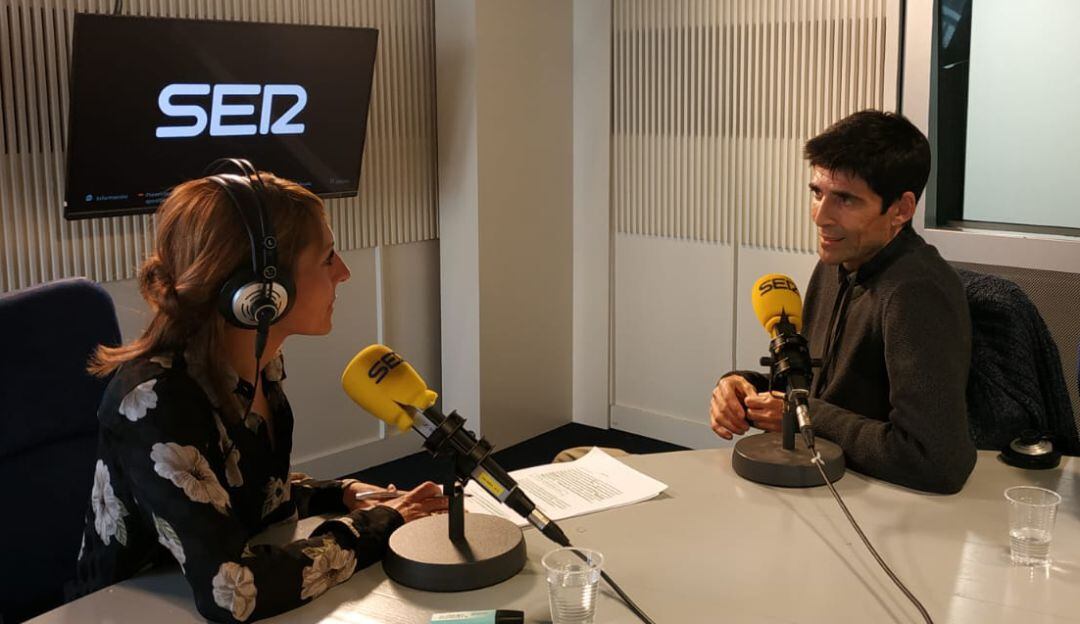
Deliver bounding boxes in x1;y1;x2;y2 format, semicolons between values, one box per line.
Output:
803;110;931;217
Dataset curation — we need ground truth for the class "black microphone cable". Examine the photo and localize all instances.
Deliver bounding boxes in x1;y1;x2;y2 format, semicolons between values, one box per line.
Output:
809;451;934;624
226;312;272;461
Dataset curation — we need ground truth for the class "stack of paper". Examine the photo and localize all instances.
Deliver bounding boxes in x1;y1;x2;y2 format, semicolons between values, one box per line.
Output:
463;447;668;528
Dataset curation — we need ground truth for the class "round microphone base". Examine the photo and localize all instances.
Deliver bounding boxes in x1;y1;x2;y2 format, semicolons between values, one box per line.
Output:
383;513;526;592
732;432;845;487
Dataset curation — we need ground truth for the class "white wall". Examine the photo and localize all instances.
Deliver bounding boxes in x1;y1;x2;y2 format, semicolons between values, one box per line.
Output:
571;0;611;430
611;235;736;449
100;242;441;479
437;1;575;449
435;0;482;437
477;1;573;447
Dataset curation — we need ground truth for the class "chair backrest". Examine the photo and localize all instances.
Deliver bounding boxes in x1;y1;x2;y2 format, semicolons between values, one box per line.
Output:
953;265;1079;455
0;278;121;623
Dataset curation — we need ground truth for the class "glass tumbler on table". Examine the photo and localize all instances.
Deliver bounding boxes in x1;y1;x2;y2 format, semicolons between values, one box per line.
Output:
542;547;604;624
1005;485;1061;566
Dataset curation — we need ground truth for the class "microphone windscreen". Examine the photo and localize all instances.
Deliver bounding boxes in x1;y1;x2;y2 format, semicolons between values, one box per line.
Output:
341;344;439;432
750;274;803;335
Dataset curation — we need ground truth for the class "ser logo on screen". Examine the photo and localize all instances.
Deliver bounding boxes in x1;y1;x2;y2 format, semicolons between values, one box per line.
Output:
155;83;308;138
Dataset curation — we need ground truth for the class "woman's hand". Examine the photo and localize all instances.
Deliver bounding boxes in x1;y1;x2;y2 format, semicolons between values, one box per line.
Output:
377;481;449;523
342;480;398;512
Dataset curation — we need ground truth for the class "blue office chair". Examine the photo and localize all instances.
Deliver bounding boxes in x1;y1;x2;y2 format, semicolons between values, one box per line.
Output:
0;278;121;623
958;269;1079;455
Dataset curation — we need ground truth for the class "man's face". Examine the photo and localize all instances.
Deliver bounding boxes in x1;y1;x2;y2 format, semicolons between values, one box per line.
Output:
809;166;905;271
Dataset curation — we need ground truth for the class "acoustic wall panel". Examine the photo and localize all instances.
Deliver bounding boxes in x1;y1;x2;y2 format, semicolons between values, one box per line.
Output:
612;0;889;251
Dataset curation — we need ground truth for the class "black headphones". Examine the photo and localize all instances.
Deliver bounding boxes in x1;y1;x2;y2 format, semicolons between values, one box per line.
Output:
203;158;296;343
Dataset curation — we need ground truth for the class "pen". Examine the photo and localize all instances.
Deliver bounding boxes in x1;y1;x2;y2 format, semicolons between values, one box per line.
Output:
353;490;474;501
354;490;403;501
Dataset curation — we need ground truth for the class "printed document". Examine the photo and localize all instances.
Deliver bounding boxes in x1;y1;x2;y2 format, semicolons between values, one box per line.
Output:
463;447;668;527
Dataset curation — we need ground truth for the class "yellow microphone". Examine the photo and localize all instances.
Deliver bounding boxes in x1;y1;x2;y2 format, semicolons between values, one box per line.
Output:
341;345;570;546
751;273;803;336
750;273;816;449
341;344;438;432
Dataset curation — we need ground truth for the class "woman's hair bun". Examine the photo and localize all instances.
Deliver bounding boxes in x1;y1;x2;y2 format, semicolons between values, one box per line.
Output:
140;255;182;318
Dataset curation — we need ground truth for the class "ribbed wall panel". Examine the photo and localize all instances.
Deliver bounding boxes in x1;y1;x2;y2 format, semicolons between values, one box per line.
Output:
613;0;888;251
0;0;437;292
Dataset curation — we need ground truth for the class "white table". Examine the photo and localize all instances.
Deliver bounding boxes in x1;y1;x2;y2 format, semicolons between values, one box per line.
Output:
30;450;1080;623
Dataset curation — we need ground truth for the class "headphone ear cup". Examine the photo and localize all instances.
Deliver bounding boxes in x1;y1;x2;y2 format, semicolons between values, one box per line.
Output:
218;270;261;329
218;270;296;329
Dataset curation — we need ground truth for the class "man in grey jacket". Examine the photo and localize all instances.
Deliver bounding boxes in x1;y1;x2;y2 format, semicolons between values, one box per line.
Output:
709;110;976;494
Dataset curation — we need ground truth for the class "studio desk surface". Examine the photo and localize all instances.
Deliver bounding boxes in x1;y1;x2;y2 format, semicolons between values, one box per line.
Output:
30;450;1079;624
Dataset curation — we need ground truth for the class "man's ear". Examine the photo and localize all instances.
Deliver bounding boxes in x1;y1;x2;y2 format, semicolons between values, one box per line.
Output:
891;191;916;228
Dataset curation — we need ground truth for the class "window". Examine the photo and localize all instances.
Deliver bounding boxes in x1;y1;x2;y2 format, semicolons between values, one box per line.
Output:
930;0;1080;235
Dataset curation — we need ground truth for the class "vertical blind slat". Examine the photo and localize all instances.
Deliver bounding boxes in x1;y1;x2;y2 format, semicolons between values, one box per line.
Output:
612;0;889;251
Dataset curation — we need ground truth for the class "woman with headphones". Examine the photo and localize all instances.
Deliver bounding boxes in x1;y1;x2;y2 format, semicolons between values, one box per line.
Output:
69;161;446;622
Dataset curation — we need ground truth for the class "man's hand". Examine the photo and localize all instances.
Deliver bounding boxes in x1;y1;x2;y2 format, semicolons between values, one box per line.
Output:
710;375;756;439
744;391;784;433
710;376;785;439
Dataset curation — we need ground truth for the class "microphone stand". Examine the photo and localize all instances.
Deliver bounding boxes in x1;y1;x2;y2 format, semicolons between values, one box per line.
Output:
381;417;527;592
445;470;465;543
731;320;845;487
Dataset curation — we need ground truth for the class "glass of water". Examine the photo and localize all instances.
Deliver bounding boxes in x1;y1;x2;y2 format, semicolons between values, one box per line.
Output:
1005;486;1062;566
542;547;604;624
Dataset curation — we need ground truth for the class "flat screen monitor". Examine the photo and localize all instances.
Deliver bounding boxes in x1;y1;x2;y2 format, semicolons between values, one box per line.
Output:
64;14;378;219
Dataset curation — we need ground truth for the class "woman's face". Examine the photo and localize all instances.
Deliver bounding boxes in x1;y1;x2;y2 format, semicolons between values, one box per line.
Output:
279;216;351;336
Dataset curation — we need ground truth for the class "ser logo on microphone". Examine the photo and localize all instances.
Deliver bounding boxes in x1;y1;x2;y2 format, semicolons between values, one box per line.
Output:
368;351;404;384
757;276;799;296
155;83;308;138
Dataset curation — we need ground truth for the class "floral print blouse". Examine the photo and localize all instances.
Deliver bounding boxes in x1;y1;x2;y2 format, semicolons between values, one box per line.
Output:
68;350;403;622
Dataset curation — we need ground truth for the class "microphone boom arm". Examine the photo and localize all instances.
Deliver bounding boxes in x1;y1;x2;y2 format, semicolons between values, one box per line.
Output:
397;403;566;545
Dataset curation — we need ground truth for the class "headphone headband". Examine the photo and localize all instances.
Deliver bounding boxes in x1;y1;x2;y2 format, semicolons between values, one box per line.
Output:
204;158;277;280
204;158;294;330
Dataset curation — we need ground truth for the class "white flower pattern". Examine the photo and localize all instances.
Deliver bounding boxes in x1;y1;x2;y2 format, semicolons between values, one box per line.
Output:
119;379;158;421
149;354;173;369
242;411;263;435
153;514;186;571
91;460;128;546
263;353;285;382
262;477;291;518
212;412;244;487
150;442;231;514
212;562;257;621
299;536;357;600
